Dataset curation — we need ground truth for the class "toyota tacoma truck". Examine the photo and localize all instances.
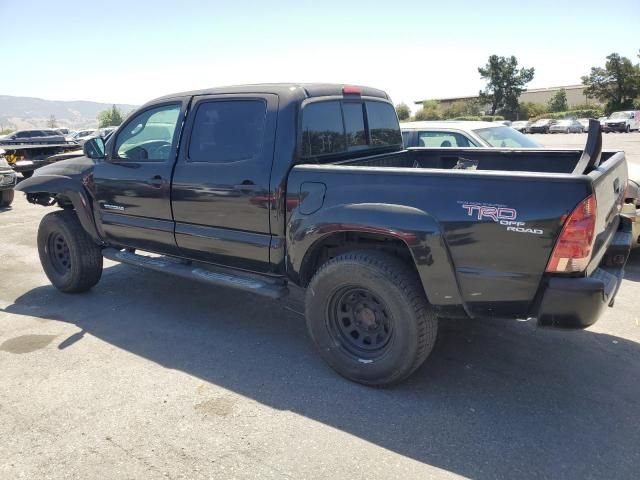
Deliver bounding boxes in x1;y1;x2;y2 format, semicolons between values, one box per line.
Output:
16;84;632;386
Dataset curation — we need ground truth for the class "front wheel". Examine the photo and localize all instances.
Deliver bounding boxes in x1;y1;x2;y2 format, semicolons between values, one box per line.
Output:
626;125;631;133
305;250;438;386
0;189;14;208
37;209;103;293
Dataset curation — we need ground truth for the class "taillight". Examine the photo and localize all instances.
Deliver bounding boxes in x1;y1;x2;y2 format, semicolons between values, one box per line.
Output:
546;195;597;273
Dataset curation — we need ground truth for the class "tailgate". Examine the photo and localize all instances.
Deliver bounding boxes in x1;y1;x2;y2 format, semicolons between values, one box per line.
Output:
585;150;627;274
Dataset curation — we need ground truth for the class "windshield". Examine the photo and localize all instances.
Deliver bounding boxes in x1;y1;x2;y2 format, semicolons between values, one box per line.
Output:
610;111;630;119
473;126;542;148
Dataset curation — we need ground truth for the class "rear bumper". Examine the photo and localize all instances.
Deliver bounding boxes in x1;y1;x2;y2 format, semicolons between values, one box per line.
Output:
534;229;632;329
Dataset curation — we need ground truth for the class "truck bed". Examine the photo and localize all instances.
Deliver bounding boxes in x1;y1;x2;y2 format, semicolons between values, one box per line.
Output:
288;147;627;320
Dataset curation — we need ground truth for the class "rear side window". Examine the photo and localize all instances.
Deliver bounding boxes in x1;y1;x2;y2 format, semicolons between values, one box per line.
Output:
301;99;401;158
189;100;267;163
366;101;402;146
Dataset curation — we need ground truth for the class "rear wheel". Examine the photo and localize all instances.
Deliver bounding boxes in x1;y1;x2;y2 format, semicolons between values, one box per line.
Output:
626;125;631;133
305;250;438;386
37;210;103;293
0;189;14;208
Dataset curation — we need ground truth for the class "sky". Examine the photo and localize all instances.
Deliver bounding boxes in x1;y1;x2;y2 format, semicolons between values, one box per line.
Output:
1;0;639;111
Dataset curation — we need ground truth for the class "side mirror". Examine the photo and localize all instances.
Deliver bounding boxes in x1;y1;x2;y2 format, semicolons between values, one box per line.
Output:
83;136;106;159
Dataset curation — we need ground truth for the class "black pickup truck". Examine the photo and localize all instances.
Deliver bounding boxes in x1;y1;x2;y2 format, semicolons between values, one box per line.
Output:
16;84;632;386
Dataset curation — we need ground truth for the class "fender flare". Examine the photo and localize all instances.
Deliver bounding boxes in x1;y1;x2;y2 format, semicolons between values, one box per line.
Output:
16;174;102;244
287;202;464;306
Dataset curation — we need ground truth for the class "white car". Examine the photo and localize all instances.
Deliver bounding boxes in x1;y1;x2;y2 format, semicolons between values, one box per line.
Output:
603;111;640;133
66;129;97;145
400;121;542;149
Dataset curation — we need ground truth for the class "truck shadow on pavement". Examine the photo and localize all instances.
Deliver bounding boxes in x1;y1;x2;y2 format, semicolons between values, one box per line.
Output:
3;262;640;480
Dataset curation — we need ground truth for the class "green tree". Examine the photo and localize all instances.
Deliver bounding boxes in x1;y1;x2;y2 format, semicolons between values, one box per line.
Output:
582;53;640;113
395;103;411;121
413;100;441;121
518;102;548;119
98;105;124;128
47;114;58;128
478;55;535;118
548;89;568;112
441;99;482;119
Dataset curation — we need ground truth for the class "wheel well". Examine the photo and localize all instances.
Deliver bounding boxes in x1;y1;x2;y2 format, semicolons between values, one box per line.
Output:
299;231;417;287
25;192;73;208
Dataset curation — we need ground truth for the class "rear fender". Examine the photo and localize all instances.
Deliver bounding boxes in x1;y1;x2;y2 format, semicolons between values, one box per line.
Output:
16;174;102;244
287;202;464;306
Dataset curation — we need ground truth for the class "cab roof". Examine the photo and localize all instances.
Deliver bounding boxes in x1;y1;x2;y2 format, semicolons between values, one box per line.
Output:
149;83;390;105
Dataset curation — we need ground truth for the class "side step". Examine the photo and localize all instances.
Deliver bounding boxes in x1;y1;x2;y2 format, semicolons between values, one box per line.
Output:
102;248;288;299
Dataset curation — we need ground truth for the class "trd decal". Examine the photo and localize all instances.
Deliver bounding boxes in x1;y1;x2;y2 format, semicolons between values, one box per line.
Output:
461;202;543;235
462;204;516;221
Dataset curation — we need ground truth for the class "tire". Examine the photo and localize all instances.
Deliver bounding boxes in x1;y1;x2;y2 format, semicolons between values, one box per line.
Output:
37;209;103;293
626;125;631;133
0;189;14;208
305;250;438;386
21;170;33;179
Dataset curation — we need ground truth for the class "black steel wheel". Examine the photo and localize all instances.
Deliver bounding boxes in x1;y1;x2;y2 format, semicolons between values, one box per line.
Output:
38;210;103;293
305;250;438;386
47;231;72;274
328;286;394;359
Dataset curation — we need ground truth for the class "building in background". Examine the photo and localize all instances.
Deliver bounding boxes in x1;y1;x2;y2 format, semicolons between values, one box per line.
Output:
414;84;599;110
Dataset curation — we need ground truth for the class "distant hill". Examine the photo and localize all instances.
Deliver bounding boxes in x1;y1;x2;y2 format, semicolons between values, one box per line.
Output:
0;95;138;131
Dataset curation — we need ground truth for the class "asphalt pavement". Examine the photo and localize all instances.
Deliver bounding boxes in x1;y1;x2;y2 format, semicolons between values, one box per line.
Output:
1;132;639;479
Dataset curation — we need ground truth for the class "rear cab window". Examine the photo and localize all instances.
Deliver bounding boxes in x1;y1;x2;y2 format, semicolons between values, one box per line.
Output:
301;99;401;160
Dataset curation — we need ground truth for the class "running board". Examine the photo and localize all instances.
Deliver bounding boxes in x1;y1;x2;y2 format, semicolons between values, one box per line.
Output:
102;248;288;299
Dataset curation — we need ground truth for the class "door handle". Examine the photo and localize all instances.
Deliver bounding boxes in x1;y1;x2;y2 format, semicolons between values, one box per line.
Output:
148;175;163;188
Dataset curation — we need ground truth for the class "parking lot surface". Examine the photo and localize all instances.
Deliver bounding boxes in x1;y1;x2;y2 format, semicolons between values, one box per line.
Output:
1;133;639;479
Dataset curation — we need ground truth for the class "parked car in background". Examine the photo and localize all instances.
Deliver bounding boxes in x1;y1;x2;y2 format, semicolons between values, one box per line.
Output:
0;129;65;142
511;120;530;133
598;116;608;128
55;128;70;135
603;111;640;133
528;119;557;134
66;129;97;145
549;119;584;134
493;120;512;127
95;127;118;138
0;154;17;207
401;121;542;149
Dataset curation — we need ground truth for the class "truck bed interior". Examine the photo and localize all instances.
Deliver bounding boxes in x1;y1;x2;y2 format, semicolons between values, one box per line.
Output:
334;148;619;175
